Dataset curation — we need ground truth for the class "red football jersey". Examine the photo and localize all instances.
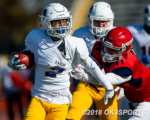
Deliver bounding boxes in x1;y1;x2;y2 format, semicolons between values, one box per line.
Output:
92;40;150;102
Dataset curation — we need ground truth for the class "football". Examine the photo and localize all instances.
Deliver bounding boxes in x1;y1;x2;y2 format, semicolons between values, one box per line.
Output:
18;51;35;69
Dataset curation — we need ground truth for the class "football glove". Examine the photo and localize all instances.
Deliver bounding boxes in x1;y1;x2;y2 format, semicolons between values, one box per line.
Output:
114;86;125;100
114;86;120;92
117;88;124;100
7;55;26;70
71;65;87;80
104;89;114;105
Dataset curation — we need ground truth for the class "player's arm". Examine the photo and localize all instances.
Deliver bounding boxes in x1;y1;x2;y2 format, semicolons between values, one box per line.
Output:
71;66;132;85
8;30;35;70
75;38;113;89
75;38;114;104
84;72;132;85
81;57;115;105
71;66;127;101
82;57;115;89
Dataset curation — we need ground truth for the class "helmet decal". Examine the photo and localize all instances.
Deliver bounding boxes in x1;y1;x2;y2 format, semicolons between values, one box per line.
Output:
42;9;47;16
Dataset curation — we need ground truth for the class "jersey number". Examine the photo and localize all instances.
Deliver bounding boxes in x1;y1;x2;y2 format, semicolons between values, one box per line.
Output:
45;66;66;78
142;45;150;55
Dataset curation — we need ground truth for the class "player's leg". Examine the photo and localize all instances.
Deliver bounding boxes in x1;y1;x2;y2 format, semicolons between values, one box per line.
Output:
128;101;150;120
66;81;93;120
119;96;131;120
23;96;46;120
45;103;69;120
94;86;118;120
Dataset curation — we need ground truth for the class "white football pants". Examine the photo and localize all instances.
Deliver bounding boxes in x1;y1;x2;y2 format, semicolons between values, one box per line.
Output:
119;96;150;120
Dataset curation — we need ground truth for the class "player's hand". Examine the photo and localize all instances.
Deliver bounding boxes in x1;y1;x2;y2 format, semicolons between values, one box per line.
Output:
104;89;114;105
142;55;150;64
114;86;125;100
114;86;120;92
7;55;26;70
71;66;87;80
117;88;124;100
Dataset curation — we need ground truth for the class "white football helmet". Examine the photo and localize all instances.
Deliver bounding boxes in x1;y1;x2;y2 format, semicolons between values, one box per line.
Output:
143;4;150;26
39;3;72;38
88;2;114;38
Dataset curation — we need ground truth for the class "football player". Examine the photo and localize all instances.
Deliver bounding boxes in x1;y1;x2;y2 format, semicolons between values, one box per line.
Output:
71;27;150;120
127;4;150;69
7;3;114;120
67;1;118;120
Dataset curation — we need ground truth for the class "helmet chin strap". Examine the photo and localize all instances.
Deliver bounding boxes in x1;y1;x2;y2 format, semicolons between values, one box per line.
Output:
57;39;66;56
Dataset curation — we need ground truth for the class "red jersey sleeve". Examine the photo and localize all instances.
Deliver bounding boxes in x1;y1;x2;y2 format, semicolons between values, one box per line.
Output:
91;40;103;63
